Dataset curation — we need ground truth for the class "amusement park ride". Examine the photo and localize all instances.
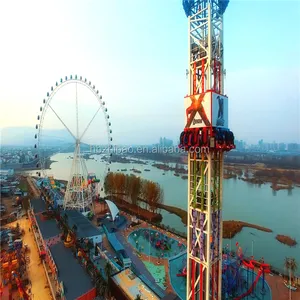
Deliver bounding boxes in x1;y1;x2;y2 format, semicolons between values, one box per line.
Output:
179;0;235;299
0;236;29;300
35;76;113;212
179;1;273;300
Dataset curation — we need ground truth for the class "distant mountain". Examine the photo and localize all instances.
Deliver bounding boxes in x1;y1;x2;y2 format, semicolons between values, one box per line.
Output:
0;127;74;146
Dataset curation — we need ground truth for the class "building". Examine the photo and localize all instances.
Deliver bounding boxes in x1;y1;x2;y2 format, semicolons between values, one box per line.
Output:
50;242;96;300
0;169;14;177
110;269;180;300
62;210;103;245
110;269;160;300
29;197;97;300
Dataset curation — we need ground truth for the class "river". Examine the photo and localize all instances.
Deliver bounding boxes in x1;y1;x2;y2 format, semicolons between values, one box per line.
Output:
25;152;300;274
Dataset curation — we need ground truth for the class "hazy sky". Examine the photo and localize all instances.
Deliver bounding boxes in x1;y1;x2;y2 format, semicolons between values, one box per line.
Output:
0;0;299;145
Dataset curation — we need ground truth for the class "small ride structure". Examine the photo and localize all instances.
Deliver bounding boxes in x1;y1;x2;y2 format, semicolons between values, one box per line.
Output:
0;244;29;300
64;231;75;248
12;271;30;300
176;244;271;299
140;230;174;253
177;266;188;277
222;244;271;299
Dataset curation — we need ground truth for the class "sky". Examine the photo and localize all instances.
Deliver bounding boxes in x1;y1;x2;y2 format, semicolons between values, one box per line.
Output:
0;0;299;145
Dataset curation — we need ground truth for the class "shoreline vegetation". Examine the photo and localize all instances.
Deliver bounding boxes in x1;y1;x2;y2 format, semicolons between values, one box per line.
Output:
103;172;294;247
222;220;272;238
110;155;300;189
276;234;297;247
15;159;57;172
221;164;299;190
16;152;300;189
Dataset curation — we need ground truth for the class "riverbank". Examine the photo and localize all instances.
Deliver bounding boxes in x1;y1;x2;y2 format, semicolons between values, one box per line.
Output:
155;202;273;239
223;220;272;238
276;234;297;247
152;163;187;174
225;163;300;187
103;195;162;222
16;159;57;172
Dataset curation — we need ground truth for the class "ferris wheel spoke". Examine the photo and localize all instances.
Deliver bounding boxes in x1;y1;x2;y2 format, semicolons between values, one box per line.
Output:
48;104;76;140
76;83;79;139
79;106;101;142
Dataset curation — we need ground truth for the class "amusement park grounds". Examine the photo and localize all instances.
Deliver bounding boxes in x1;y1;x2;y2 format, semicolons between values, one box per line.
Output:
24;177;300;297
113;209;187;296
99;205;300;300
102;195;297;247
2;217;52;300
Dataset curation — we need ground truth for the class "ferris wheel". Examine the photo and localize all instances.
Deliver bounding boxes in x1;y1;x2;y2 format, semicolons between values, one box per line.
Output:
34;75;113;211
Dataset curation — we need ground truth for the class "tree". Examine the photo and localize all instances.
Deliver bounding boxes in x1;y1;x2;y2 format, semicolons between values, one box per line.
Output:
135;294;142;300
104;261;113;279
72;224;77;233
63;213;68;224
284;257;298;285
104;172;115;195
95;275;106;297
104;261;113;298
129;175;141;206
115;173;126;201
146;181;163;214
94;245;99;256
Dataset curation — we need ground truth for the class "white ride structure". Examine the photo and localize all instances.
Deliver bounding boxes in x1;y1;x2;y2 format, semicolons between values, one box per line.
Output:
35;75;113;211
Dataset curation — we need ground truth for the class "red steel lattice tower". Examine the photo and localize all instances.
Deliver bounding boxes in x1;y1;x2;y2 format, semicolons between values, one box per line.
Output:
180;1;234;299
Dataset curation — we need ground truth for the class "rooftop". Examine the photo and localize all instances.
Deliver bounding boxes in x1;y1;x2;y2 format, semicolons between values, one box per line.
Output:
30;198;47;214
112;269;159;300
62;210;103;238
35;214;60;239
50;241;95;300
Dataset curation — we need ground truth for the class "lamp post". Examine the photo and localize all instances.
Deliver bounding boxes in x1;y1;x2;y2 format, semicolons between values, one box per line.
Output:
289;262;292;300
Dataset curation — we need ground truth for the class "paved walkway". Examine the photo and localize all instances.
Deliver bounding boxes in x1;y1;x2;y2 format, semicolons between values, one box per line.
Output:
10;218;52;300
27;176;40;198
264;272;300;300
116;231;167;296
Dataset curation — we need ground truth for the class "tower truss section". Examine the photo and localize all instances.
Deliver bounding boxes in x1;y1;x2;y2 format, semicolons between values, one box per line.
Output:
180;1;234;300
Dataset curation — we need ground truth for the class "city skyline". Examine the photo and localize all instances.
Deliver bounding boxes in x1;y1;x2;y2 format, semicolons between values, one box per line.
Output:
1;125;300;148
0;0;299;145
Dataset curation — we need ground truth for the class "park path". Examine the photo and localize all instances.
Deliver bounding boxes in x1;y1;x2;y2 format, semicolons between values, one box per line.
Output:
264;272;300;300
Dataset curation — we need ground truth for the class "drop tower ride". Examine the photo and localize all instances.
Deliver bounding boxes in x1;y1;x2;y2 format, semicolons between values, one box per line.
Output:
180;1;235;299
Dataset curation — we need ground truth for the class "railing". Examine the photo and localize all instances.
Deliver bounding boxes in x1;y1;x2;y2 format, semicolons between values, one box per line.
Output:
28;210;57;299
139;218;300;281
96;245;121;272
130;263;165;299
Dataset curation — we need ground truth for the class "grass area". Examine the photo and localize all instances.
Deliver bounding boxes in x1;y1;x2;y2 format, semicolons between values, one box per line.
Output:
143;261;166;290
